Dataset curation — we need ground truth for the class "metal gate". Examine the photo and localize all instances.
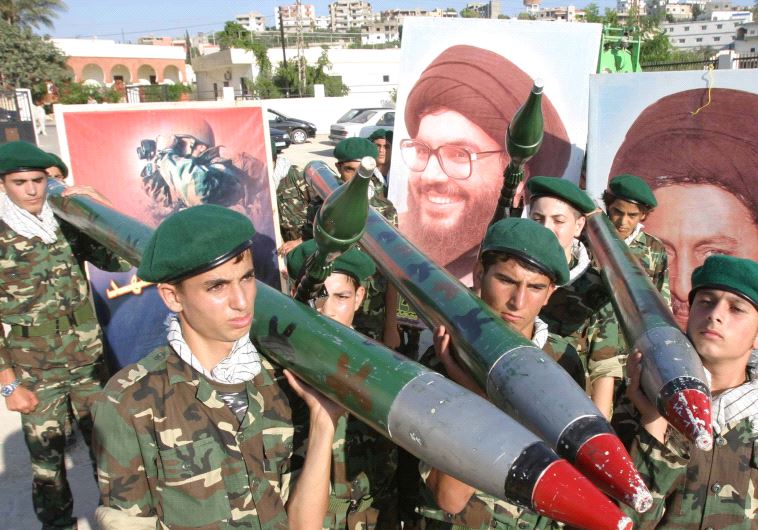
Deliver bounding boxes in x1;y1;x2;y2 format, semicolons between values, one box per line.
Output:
0;89;36;145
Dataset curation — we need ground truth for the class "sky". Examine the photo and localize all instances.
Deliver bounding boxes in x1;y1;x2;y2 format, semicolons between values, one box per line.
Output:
48;0;618;39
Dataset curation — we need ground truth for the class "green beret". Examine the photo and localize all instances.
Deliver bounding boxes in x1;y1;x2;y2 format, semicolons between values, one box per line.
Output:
527;176;596;214
0;141;58;175
287;240;376;284
689;255;758;309
47;153;69;178
138;204;255;283
368;129;393;143
481;218;569;285
334;137;378;162
608;174;657;208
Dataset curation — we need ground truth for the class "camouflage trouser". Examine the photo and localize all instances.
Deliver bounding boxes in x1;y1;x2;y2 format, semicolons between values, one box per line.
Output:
17;361;106;530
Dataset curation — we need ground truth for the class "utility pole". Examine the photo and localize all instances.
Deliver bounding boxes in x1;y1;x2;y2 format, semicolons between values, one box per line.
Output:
279;9;288;69
296;0;307;96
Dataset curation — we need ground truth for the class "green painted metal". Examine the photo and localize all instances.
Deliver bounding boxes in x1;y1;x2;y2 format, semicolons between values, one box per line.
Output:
490;81;544;224
294;157;372;302
597;26;642;73
45;178;415;430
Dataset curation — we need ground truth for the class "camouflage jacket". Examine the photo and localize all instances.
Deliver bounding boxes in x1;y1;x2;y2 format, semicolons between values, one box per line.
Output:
0;218;129;370
627;230;670;306
93;345;305;530
539;258;625;386
276;165;311;242
612;368;758;529
321;412;399;530
415;329;578;530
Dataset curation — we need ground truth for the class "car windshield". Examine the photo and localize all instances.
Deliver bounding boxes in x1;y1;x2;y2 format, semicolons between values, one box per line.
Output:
337;109;364;123
349;110;377;124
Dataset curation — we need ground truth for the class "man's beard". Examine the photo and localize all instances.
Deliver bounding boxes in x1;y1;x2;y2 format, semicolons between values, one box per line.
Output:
402;180;496;267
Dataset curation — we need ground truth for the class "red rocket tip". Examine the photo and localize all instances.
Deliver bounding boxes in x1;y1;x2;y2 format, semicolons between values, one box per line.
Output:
664;388;713;451
532;459;634;530
575;432;653;513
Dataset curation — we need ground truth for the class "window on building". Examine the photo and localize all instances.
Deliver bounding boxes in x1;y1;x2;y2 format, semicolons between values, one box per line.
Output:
696;37;703;42
701;25;706;30
753;47;756;52
717;24;723;28
241;77;249;95
113;75;124;82
679;38;685;43
684;26;689;31
383;74;390;82
149;75;157;84
714;36;721;41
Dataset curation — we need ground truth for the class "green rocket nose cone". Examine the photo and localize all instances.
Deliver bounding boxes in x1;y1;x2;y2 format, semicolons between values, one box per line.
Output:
314;156;372;252
506;80;544;166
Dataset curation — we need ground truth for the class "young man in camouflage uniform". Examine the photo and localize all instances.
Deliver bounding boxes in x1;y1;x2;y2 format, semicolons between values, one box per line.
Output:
0;141;130;530
526;176;625;418
287;240;399;529
416;218;582;529
93;204;342;529
602;174;669;304
368;129;392;195
614;254;758;528
301;138;400;349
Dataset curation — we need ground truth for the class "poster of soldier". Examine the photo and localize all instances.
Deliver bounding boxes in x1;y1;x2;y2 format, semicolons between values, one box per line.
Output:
586;69;758;331
387;17;602;285
55;102;280;367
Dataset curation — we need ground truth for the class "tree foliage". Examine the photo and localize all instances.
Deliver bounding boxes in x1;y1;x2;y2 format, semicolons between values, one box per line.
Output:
460;7;481;18
0;0;67;30
57;81;121;104
273;48;348;97
584;3;602;22
0;20;70;100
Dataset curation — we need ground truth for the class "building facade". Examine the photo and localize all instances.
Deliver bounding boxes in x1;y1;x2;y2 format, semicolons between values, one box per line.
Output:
329;0;373;32
361;19;400;45
735;21;758;53
53;38;188;86
665;3;694;21
662;18;747;50
538;5;585;21
235;12;267;32
277;4;318;33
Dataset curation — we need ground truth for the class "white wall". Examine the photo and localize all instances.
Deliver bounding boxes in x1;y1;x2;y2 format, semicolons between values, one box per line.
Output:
262;92;394;133
52;38;184;60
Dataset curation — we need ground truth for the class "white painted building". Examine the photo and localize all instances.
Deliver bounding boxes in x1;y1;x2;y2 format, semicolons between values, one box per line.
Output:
735;21;758;53
617;0;647;15
192;47;400;101
665;3;693;21
538;5;584;21
524;0;541;16
235;12;267;32
662;18;745;49
705;10;753;21
361;19;400;44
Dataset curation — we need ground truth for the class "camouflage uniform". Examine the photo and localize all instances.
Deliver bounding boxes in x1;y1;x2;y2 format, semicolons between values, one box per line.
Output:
539;248;625;389
0;218;129;530
612;364;758;529
93;345;305;529
321;413;399;530
275;165;311;242
626;229;670;306
414;327;580;530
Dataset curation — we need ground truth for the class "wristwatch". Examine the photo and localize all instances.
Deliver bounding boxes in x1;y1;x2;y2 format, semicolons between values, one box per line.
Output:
1;379;20;397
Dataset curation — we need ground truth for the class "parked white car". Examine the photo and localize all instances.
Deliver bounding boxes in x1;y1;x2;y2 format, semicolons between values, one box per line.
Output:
328;108;395;143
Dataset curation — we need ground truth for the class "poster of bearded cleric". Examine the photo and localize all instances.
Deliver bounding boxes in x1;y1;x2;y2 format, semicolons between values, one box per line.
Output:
586;69;758;332
387;17;601;285
55;102;279;369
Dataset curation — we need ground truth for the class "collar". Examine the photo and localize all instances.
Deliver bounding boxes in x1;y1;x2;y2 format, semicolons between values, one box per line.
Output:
531;316;549;348
1;195;59;243
624;223;644;246
566;240;591;286
708;364;758;433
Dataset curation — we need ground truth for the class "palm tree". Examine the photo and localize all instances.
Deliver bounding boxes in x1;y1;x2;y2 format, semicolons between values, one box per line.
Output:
0;0;67;30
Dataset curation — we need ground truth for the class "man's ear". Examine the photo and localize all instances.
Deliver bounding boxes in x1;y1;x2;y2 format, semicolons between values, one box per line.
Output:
156;283;183;313
354;285;366;312
473;260;484;294
574;215;587;238
752;329;758;351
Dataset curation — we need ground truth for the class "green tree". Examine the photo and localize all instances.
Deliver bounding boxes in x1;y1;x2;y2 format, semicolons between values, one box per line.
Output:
0;0;67;30
460;7;480;18
517;12;536;20
691;4;702;20
0;20;69;100
640;31;673;63
604;8;619;25
584;3;602;23
273;48;348;97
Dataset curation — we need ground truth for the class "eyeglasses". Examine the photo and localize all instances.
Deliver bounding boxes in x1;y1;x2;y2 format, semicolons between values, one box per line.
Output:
399;139;504;180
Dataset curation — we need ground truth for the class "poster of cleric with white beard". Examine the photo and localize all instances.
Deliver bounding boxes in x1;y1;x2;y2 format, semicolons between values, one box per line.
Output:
55;102;279;369
586;69;758;331
387;17;601;286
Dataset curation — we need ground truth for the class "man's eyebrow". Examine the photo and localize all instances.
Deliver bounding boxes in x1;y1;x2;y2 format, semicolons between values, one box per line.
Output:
694;236;739;249
203;278;229;289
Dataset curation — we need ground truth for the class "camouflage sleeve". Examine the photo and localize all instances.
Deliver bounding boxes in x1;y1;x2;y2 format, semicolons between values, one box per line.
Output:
656;251;671;307
0;323;10;369
92;392;157;517
586;302;626;383
276;168;310;242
